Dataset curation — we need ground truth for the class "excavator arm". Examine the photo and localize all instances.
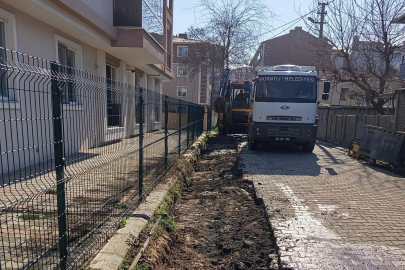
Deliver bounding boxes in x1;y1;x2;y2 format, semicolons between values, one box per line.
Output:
213;68;231;135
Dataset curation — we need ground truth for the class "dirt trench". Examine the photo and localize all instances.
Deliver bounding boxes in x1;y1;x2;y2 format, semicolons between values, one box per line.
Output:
138;134;279;270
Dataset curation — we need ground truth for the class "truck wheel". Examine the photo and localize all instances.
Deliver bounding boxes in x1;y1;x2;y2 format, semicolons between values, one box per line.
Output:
302;142;315;153
248;137;258;150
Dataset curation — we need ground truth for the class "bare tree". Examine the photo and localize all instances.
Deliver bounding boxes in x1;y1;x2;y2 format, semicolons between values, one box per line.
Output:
303;0;405;114
183;0;274;72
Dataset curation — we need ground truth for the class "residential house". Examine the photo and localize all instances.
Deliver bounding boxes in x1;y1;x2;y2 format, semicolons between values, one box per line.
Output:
250;27;326;71
249;26;396;107
229;66;253;81
0;0;174;172
163;33;223;106
322;36;401;107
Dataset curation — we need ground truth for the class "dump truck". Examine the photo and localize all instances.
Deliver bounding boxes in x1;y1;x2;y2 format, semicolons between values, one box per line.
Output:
248;65;327;152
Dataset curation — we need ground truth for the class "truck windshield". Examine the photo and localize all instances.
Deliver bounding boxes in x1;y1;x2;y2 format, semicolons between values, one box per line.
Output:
255;75;317;103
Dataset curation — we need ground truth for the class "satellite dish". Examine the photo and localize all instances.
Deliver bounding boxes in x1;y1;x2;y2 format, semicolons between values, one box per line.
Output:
345;90;361;102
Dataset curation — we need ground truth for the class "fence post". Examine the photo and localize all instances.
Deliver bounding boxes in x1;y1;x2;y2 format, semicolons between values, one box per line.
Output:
324;107;330;142
201;107;204;134
164;96;168;169
376;114;380;127
333;115;337;142
208;106;212;131
178;99;182;155
139;88;144;198
341;115;346;146
187;103;190;147
51;62;68;270
192;106;195;140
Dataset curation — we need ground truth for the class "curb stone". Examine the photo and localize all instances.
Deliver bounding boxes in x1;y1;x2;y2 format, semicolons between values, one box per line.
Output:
88;132;208;270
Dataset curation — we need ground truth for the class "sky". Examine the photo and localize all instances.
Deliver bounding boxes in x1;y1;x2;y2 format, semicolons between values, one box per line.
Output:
173;0;318;43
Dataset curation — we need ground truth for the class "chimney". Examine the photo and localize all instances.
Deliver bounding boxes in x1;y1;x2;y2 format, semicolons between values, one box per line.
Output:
290;26;302;33
179;33;188;39
353;35;360;49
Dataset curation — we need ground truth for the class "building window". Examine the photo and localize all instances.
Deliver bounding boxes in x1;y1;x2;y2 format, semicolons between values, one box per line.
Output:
0;9;18;103
177;46;188;57
340;87;349;101
135;76;142;124
58;43;77;104
213;80;220;91
0;21;8;100
154;79;161;123
155;106;160;122
177;66;187;77
55;35;82;105
107;65;122;127
177;86;187;97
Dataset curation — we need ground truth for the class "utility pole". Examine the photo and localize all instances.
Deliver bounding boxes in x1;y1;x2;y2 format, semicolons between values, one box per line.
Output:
308;2;328;38
318;2;328;38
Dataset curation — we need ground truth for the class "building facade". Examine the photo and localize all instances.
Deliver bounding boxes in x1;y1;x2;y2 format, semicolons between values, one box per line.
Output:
0;0;174;172
163;34;221;105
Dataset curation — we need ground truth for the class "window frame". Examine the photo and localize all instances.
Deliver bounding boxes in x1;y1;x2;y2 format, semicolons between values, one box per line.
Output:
213;80;220;91
340;87;349;101
55;35;83;107
0;9;18;107
58;43;78;104
177;65;188;77
177;86;187;97
177;46;188;57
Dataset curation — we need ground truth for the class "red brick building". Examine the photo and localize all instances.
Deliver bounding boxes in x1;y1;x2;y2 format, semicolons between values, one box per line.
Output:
163;34;221;105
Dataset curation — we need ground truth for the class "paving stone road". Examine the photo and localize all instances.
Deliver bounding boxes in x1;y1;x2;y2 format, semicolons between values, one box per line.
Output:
239;140;405;270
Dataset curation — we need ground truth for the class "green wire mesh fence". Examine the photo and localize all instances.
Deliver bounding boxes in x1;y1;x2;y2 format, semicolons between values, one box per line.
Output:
0;48;204;269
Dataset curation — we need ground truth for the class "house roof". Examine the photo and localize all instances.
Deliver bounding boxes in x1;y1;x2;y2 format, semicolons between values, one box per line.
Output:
173;36;201;44
393;13;405;23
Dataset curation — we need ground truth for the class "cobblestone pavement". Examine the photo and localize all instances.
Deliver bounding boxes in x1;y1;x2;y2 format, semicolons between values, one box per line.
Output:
239;141;405;269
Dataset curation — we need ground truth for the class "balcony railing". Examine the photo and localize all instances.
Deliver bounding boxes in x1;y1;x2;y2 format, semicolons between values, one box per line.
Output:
114;0;164;47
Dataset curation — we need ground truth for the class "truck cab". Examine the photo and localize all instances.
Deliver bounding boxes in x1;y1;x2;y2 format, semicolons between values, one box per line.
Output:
248;65;319;152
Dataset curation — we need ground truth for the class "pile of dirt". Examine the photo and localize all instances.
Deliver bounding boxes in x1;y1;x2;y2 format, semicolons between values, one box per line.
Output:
139;135;279;270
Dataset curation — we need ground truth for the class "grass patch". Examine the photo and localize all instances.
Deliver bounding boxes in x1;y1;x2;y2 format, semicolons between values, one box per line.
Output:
156;194;172;214
45;188;57;195
212;126;218;132
19;213;40;220
133;263;149;270
115;202;128;209
42;213;57;219
161;216;176;232
173;183;182;200
117;218;127;229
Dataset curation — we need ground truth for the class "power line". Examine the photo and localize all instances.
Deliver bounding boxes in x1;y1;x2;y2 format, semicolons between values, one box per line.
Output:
252;5;320;42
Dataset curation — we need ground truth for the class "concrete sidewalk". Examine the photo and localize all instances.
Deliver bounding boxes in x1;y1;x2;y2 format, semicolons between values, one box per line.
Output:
239;142;405;269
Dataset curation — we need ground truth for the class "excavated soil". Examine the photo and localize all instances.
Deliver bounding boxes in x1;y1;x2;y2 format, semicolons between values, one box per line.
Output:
139;134;279;270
